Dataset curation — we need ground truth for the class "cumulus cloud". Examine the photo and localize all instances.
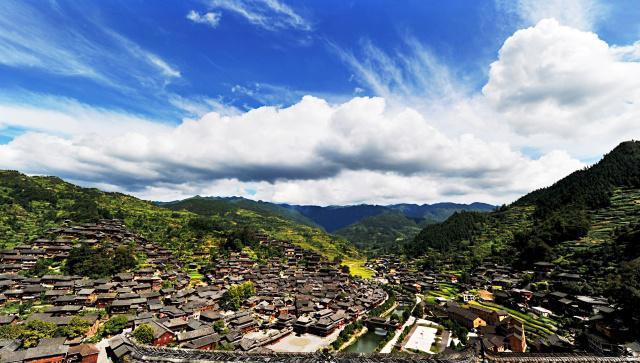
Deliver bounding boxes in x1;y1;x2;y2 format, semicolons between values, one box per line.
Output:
186;10;222;28
0;95;584;205
482;19;640;155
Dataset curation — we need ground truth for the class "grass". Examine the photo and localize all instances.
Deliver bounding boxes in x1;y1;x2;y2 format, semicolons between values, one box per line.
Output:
342;259;375;279
423;283;460;300
188;269;203;280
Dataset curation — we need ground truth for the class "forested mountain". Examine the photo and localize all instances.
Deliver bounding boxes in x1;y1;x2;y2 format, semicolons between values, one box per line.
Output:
160;197;495;254
388;202;494;222
158;196;318;228
408;140;640;333
284;202;495;232
282;204;390;232
0;171;357;260
333;211;427;255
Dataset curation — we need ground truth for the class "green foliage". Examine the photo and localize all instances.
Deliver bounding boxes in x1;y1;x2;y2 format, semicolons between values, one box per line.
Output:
132;324;154;344
57;316;91;338
0;324;23;340
65;243;137;278
331;319;363;350
335;212;423;256
213;319;227;334
369;287;396;317
409;211;488;255
25;258;54;277
21;320;57;348
102;315;129;336
413;303;424;318
220;281;256;311
440;319;468;344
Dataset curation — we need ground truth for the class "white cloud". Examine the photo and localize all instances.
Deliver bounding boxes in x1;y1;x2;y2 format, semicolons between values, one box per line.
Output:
0;94;583;205
146;54;181;78
497;0;608;31
186;10;222;28
482;19;640;155
207;0;311;31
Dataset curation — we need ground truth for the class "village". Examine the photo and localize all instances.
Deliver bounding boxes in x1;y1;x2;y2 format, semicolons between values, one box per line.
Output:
366;254;639;358
0;219;637;362
0;219;393;362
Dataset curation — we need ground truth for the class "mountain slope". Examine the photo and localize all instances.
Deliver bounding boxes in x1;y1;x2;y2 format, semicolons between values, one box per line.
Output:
0;171;357;260
282;204;390;232
285;202;495;233
408;140;640;332
388;202;495;222
334;211;425;255
158;196;319;228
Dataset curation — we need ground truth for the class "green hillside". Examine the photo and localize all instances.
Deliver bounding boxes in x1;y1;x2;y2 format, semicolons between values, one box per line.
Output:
408;140;640;332
334;211;426;255
0;171;357;260
158;196;319;228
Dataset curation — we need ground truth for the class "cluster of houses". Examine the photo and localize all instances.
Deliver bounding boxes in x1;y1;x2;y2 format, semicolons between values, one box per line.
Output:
0;220;388;362
365;256;639;357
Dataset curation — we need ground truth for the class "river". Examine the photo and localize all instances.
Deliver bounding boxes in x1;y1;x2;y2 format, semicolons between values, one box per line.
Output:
343;327;388;353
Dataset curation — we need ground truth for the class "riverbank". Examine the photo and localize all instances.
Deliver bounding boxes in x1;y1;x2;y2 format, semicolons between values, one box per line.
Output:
338;326;368;351
379;295;422;353
380;301;399;318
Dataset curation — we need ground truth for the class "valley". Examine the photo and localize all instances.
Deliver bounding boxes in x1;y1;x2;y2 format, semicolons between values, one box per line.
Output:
0;141;639;361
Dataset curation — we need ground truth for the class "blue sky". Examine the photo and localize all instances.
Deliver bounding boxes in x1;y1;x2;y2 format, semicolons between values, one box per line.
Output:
1;0;639;205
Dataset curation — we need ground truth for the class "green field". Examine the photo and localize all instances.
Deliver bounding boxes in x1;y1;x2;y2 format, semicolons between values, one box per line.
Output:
342;259;375;279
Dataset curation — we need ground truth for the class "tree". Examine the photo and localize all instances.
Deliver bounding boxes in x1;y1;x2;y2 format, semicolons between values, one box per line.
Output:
21;320;57;348
112;244;138;272
58;317;91;338
66;243;137;278
26;258;53;277
402;309;411;322
0;324;23;340
220;281;255;311
132;324;154;344
413;303;424;318
103;315;129;336
213;320;227;334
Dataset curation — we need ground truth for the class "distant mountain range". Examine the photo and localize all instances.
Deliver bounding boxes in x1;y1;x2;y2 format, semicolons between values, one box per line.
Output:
160;197;495;232
283;202;495;232
159;196;495;255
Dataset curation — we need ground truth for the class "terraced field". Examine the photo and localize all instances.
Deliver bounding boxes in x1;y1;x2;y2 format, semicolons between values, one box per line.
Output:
584;188;640;244
553;188;640;277
468;300;559;340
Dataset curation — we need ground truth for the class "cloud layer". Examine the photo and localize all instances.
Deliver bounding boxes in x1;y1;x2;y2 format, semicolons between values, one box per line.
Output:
1;17;639;205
